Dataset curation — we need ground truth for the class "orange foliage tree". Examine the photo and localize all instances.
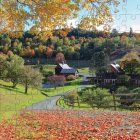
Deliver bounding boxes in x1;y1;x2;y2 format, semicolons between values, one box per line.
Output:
45;48;53;57
0;0;126;38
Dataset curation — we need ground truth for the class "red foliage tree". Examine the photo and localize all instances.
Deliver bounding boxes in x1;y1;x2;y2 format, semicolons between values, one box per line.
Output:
48;75;66;89
55;52;65;63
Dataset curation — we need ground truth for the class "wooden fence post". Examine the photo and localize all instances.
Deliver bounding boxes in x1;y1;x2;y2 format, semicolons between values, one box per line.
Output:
112;92;117;111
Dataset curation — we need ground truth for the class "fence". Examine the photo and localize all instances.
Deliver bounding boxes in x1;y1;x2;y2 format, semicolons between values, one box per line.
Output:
63;92;140;111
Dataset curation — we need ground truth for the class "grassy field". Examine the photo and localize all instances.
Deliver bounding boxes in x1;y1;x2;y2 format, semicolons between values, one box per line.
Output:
0;80;81;121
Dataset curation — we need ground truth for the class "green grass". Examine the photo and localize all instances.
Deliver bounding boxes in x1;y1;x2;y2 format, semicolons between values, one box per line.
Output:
78;67;96;75
34;64;56;73
67;77;82;85
57;97;92;110
57;97;139;111
0;80;81;121
78;67;89;74
57;86;140;112
41;85;81;97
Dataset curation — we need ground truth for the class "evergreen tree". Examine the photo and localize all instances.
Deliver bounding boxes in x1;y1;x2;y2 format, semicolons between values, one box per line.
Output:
129;27;133;37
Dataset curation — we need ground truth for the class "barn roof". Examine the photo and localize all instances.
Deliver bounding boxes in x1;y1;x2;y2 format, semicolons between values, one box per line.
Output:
58;63;71;69
60;69;76;74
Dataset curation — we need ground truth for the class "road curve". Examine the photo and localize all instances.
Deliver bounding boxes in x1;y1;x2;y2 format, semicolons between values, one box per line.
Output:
26;86;88;110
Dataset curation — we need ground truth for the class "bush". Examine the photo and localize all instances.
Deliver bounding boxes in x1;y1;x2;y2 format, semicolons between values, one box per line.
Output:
66;75;76;81
131;87;140;104
116;86;128;93
116;86;134;106
80;88;112;108
65;91;78;106
90;88;112;108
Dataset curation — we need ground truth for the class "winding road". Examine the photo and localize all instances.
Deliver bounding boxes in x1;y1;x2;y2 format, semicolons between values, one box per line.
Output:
26;71;91;111
26;86;88;110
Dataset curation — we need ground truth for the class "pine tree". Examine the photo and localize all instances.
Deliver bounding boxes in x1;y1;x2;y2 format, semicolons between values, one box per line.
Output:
129;27;133;37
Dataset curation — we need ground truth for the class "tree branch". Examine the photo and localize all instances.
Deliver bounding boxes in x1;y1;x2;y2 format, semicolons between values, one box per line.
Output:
17;0;39;6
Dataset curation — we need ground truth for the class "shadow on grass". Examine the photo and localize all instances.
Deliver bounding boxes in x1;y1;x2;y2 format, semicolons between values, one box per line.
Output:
0;83;25;94
41;91;49;97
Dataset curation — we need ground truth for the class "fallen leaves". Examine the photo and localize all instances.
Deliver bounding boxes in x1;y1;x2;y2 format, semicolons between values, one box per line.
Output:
0;111;140;140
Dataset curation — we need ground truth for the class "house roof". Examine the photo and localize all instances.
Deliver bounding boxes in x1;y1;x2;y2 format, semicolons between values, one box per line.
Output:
60;69;76;74
110;63;123;73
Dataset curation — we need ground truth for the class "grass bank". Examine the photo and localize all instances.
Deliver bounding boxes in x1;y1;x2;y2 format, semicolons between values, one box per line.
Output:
0;80;81;121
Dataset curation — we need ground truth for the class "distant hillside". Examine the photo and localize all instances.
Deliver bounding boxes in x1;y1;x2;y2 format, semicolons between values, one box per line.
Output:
0;28;140;61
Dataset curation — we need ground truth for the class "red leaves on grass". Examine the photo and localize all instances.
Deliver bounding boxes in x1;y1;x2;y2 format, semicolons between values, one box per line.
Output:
0;111;140;140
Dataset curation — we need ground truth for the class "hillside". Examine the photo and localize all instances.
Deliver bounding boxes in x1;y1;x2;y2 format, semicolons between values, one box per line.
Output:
0;28;140;61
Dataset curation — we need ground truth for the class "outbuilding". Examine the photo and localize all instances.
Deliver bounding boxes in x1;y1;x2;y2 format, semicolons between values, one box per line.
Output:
55;62;78;77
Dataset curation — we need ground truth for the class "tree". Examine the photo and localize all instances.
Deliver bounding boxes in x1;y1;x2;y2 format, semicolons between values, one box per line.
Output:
82;88;112;108
48;75;66;89
120;50;140;74
111;28;118;37
21;66;43;94
121;50;140;62
55;53;65;63
6;54;24;88
129;27;133;38
45;48;53;58
117;75;131;86
90;51;110;75
65;91;78;107
0;0;125;37
120;59;140;74
120;35;129;48
0;53;8;78
135;68;140;76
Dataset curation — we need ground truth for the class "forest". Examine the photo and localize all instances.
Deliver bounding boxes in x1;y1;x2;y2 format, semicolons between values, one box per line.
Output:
0;27;139;60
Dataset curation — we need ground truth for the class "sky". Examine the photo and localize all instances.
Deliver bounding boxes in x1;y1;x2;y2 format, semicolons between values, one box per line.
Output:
111;0;140;33
68;0;140;33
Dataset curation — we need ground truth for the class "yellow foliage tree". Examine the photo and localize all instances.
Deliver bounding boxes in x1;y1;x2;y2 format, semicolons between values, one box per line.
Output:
0;0;125;38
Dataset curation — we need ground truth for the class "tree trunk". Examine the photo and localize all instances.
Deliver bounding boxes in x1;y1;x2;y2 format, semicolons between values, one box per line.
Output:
12;81;17;88
25;81;28;94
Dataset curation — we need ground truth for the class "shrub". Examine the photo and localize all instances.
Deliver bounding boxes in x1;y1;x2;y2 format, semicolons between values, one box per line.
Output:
42;71;53;83
80;88;112;108
116;86;133;106
131;87;140;104
65;91;78;106
116;86;128;93
66;75;76;81
90;88;112;108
